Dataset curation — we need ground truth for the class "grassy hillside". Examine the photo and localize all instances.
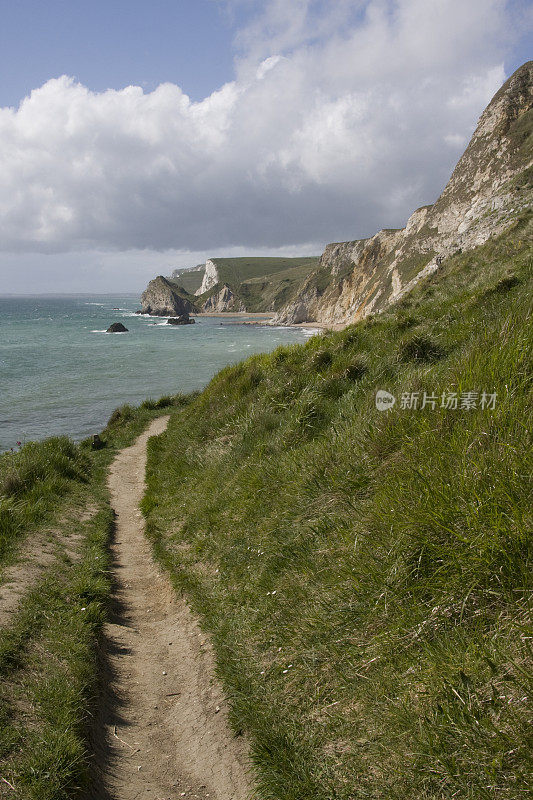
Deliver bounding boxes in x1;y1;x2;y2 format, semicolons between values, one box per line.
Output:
210;256;319;288
144;213;532;799
167;257;320;312
170;268;205;295
239;261;324;312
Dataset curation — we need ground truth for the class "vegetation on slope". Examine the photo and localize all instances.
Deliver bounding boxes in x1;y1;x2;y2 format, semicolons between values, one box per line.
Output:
144;213;532;799
208;256;319;288
239;261;325;313
166;257;320;313
0;438;91;565
0;399;181;798
170;267;205;295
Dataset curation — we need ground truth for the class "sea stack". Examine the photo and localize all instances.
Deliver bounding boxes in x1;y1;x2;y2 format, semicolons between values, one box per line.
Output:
141;276;197;316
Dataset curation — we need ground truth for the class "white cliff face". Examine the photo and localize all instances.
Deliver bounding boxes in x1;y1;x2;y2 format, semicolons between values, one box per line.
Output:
272;61;533;327
197;260;219;295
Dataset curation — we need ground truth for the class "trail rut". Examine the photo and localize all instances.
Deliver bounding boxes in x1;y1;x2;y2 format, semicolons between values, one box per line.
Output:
86;416;252;800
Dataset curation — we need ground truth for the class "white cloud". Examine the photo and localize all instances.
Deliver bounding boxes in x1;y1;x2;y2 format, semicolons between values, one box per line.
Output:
0;0;518;264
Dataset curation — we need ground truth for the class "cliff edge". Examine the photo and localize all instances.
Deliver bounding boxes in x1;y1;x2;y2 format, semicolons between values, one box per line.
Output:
272;61;532;325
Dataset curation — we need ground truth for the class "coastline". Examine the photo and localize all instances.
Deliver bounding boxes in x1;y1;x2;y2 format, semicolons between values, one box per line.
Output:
191;311;273;318
0;297;312;451
191;311;339;331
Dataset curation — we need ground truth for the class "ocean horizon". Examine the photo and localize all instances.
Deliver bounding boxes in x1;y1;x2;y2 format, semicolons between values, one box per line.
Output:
0;294;316;451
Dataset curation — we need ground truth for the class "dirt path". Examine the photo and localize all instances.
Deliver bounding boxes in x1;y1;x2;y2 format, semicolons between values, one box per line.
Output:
86;417;252;800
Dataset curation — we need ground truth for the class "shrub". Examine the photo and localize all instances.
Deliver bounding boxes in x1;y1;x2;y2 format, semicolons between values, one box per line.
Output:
399;334;446;363
491;274;521;293
141;396;174;410
311;350;333;370
0;471;24;497
343;360;367;381
107;404;135;426
396;313;419;331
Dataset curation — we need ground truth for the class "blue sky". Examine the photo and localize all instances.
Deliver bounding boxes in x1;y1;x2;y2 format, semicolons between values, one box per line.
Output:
0;0;531;293
1;0;529;109
0;1;238;108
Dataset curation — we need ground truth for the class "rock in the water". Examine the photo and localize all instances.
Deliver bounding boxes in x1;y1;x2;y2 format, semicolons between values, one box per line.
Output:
167;313;195;325
107;322;128;333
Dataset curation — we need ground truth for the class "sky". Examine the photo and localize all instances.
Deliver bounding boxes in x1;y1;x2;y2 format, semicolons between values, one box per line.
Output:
0;0;531;294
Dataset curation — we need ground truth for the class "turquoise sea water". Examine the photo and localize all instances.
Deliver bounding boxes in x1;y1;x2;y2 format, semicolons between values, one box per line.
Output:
0;295;316;451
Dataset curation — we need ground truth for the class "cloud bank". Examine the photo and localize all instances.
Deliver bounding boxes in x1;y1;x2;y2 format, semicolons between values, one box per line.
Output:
0;0;519;259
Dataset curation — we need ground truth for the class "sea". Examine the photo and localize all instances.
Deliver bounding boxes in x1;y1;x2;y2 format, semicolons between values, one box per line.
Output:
0;295;317;451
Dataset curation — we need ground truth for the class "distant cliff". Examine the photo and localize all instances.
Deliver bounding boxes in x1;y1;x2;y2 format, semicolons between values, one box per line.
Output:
141;276;199;316
197;259;220;295
140;64;531;325
273;61;533;325
141;257;319;315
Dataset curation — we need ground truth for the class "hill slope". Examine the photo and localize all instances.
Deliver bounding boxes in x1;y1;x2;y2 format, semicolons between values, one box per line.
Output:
273;61;533;325
169;266;205;295
142;257;320;315
196;256;319;294
196;256;320;313
144;212;532;799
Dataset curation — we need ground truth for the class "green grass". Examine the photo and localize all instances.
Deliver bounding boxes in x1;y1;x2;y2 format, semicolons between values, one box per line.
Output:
170;267;205;294
0;438;91;567
207;256;320;289
144;212;533;799
239;261;322;312
0;399;182;797
0;507;113;799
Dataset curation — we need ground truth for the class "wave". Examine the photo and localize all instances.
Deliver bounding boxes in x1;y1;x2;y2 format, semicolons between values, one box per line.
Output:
122;311;148;317
90;329;128;334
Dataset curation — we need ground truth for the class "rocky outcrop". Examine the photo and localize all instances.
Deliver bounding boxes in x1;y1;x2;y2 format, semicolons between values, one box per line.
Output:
202;284;246;312
141;276;197;316
107;322;128;333
196;259;219;295
273;61;532;326
167;314;195;325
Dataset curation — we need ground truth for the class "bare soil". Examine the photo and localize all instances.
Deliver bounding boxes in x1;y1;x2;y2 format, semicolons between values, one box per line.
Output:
85;416;252;800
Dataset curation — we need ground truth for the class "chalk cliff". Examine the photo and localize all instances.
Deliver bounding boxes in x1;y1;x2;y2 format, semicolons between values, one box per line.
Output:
273;61;532;325
196;260;220;295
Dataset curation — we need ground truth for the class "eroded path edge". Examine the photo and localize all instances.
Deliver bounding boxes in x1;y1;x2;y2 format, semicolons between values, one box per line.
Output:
86;415;252;800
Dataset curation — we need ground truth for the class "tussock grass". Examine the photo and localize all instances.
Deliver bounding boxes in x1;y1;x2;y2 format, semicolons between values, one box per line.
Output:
0;438;91;564
144;213;533;799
